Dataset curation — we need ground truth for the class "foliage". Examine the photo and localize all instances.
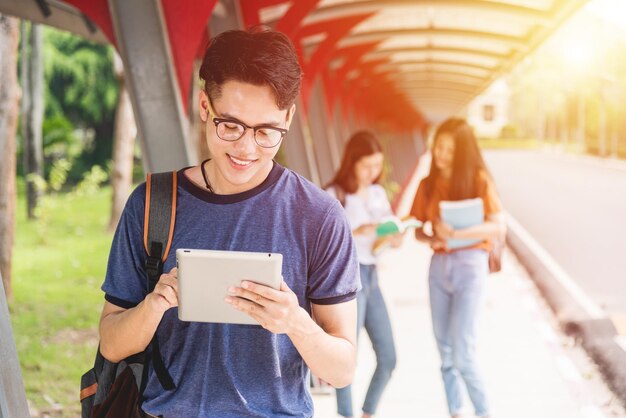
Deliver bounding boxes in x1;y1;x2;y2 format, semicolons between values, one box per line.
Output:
39;27;118;181
43;29;117;124
42;114;81;161
499;123;521;139
505;10;626;158
74;165;108;197
478;138;539;150
11;186;112;417
27;158;109;244
48;158;72;192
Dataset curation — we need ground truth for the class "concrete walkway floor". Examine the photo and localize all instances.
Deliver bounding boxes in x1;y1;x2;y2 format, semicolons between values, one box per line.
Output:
312;237;626;418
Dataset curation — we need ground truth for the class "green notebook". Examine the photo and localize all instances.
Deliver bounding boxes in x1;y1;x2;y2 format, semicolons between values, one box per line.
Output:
376;216;422;237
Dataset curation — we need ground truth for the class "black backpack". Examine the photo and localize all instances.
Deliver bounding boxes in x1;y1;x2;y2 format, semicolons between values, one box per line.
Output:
80;171;178;418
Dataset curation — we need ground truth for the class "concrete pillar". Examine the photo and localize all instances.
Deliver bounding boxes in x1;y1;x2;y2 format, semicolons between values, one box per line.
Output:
109;0;191;172
307;80;339;186
0;272;30;418
281;97;321;184
332;102;349;152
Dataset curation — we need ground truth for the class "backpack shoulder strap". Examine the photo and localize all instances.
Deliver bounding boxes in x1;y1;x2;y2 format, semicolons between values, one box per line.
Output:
143;171;177;292
142;171;177;391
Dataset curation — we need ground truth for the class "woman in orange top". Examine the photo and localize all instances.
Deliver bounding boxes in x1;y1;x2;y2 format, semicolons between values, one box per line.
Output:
410;118;505;418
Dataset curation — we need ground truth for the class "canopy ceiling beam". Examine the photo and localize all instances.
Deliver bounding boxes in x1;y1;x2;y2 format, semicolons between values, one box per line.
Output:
335;28;527;50
401;81;478;94
412;100;467;107
397;80;485;89
375;58;495;73
366;46;513;61
0;0;107;43
390;71;487;83
299;0;550;25
404;87;474;98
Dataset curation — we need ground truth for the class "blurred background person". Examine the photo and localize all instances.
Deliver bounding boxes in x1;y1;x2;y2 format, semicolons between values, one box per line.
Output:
326;130;402;418
410;118;505;418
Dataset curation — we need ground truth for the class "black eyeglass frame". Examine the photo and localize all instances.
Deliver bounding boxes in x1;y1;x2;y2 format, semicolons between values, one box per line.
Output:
205;96;289;148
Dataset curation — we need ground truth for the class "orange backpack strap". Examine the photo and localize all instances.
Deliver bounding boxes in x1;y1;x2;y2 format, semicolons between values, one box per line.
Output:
143;171;177;290
142;171;177;391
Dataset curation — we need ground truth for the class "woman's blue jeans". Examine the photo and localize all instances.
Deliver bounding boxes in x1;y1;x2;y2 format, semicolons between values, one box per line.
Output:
336;264;397;417
429;249;490;417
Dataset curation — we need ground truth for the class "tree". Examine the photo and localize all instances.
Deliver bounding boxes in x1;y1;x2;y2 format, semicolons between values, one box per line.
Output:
21;22;44;219
0;14;20;299
108;52;136;231
43;29;118;179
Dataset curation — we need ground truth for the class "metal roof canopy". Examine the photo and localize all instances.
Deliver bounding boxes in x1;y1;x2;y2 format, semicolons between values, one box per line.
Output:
0;0;591;157
0;0;108;43
254;0;589;123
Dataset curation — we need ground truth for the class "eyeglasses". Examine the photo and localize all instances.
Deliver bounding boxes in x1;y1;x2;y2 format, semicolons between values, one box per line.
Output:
206;96;288;148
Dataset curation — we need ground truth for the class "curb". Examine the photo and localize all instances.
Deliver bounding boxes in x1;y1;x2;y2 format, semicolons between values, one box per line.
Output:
505;214;626;409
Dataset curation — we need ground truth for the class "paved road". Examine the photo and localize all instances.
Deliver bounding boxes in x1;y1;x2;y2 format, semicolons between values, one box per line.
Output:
484;150;626;317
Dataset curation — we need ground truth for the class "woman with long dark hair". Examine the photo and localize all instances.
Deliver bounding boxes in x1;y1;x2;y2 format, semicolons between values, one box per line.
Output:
326;130;401;418
410;118;505;418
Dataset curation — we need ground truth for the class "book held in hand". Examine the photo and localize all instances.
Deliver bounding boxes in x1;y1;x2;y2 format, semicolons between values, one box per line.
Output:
439;198;484;249
372;216;422;255
375;216;422;237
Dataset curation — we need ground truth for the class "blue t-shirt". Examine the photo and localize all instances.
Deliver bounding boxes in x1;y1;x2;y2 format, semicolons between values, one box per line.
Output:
102;162;359;418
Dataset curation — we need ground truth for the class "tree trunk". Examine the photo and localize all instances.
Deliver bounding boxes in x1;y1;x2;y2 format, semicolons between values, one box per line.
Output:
0;15;20;300
21;22;43;220
108;52;137;232
19;22;29;163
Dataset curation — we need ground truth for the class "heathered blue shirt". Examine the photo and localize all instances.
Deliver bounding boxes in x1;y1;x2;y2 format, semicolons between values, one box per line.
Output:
102;162;360;418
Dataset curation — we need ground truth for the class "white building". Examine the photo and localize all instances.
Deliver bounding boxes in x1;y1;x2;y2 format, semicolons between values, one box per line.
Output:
467;78;510;138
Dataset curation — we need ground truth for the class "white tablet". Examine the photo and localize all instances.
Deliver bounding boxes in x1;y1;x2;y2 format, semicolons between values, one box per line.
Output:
176;249;283;325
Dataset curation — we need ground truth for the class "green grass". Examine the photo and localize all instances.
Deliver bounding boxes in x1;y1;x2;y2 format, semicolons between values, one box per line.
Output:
478;137;626;159
11;186;113;417
478;137;540;149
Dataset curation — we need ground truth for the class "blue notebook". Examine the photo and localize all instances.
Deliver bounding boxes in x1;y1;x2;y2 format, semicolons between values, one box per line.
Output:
439;198;484;249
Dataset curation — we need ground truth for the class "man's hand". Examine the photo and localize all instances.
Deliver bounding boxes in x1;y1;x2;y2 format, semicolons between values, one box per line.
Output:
145;267;179;314
225;279;303;334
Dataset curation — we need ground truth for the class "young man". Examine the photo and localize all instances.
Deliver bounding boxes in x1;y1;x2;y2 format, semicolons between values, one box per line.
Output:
98;28;359;417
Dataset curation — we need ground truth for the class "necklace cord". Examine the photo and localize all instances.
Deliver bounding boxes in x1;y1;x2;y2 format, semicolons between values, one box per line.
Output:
200;159;214;193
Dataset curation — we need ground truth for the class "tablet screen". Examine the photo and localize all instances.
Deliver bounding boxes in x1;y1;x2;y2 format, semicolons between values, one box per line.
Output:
176;249;283;325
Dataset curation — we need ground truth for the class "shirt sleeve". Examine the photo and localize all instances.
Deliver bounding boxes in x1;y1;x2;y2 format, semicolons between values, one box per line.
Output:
410;180;428;222
307;200;360;305
101;184;150;309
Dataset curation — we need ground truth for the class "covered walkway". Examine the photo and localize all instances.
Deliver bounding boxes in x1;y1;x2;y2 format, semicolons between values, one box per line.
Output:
0;1;611;416
314;229;623;417
312;153;625;418
0;0;591;184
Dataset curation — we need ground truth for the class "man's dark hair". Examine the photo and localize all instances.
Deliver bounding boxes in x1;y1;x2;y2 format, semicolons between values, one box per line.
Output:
199;27;303;110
